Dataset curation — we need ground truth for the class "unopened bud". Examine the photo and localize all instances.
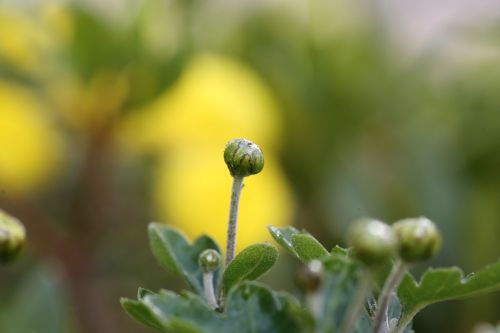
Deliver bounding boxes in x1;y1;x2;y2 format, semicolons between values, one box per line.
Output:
224;139;264;177
393;217;441;262
295;260;323;292
348;218;397;266
198;249;221;273
0;210;26;264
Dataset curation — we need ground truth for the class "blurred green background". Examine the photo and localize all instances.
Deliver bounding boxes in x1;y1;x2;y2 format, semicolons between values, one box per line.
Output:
0;1;499;332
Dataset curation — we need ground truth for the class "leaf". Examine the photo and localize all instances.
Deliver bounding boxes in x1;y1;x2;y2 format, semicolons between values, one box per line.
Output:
316;252;370;333
138;287;155;300
223;282;313;333
267;225;300;255
396;260;500;332
223;243;278;292
133;282;312;333
268;225;330;263
142;290;218;333
291;233;329;263
121;297;166;332
148;223;220;295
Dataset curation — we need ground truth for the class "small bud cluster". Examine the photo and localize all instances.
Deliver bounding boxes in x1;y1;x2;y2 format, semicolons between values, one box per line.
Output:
348;216;441;266
0;210;26;264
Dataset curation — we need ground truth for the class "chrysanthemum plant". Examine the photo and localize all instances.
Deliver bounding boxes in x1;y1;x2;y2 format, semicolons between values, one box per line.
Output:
121;139;500;333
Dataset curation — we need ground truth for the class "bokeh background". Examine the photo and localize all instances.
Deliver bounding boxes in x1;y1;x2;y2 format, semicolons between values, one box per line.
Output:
0;0;499;332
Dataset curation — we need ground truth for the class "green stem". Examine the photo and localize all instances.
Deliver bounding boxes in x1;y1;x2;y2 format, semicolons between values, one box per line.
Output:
225;176;244;265
340;272;372;333
373;260;409;333
392;308;421;333
203;272;218;309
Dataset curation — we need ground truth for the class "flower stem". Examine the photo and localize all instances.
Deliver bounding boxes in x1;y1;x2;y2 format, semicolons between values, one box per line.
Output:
225;176;244;265
203;272;218;309
340;271;372;333
372;260;409;333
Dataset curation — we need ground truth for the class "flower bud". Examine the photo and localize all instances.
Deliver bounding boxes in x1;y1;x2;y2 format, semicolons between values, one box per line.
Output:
393;217;441;262
0;210;26;264
198;249;221;273
295;260;323;292
348;218;397;266
223;139;264;177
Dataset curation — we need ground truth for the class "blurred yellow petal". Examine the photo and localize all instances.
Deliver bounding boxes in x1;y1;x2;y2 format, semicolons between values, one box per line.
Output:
0;7;64;75
118;53;282;153
48;71;129;131
155;147;293;251
0;82;62;194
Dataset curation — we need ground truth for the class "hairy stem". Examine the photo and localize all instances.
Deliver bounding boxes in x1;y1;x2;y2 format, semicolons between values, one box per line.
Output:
203;272;218;309
373;261;409;333
225;176;244;265
340;272;372;333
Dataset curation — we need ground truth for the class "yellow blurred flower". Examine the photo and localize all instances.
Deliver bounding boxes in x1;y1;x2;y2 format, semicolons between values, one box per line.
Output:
118;53;293;250
0;4;71;76
0;82;62;194
118;53;283;152
47;70;129;132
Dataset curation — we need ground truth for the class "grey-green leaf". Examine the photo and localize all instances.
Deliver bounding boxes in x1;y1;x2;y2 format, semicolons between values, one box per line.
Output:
267;225;300;256
291;233;329;263
121;298;166;332
128;282;312;333
317;253;369;333
223;243;278;292
138;287;155;300
148;223;220;294
396;260;500;332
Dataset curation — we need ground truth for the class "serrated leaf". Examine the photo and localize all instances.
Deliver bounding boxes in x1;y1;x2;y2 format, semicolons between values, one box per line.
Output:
138;287;155;300
317;253;370;333
223;243;278;292
223;282;313;333
120;298;166;332
291;233;329;263
396;260;500;332
148;223;220;294
129;282;312;333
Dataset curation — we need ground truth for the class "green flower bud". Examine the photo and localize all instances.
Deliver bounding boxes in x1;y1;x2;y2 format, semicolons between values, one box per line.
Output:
198;249;221;273
0;210;26;264
348;218;397;266
224;138;264;177
295;260;323;292
393;217;441;262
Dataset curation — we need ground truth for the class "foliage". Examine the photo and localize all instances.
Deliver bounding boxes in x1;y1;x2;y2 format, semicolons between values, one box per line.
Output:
124;221;500;333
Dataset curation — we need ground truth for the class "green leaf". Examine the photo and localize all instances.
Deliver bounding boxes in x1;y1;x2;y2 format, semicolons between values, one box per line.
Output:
138;287;155;300
148;223;220;294
223;243;278;292
316;252;370;333
291;233;329;263
131;282;312;333
223;282;313;333
267;225;300;256
396;260;500;332
268;225;330;263
121;297;166;332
